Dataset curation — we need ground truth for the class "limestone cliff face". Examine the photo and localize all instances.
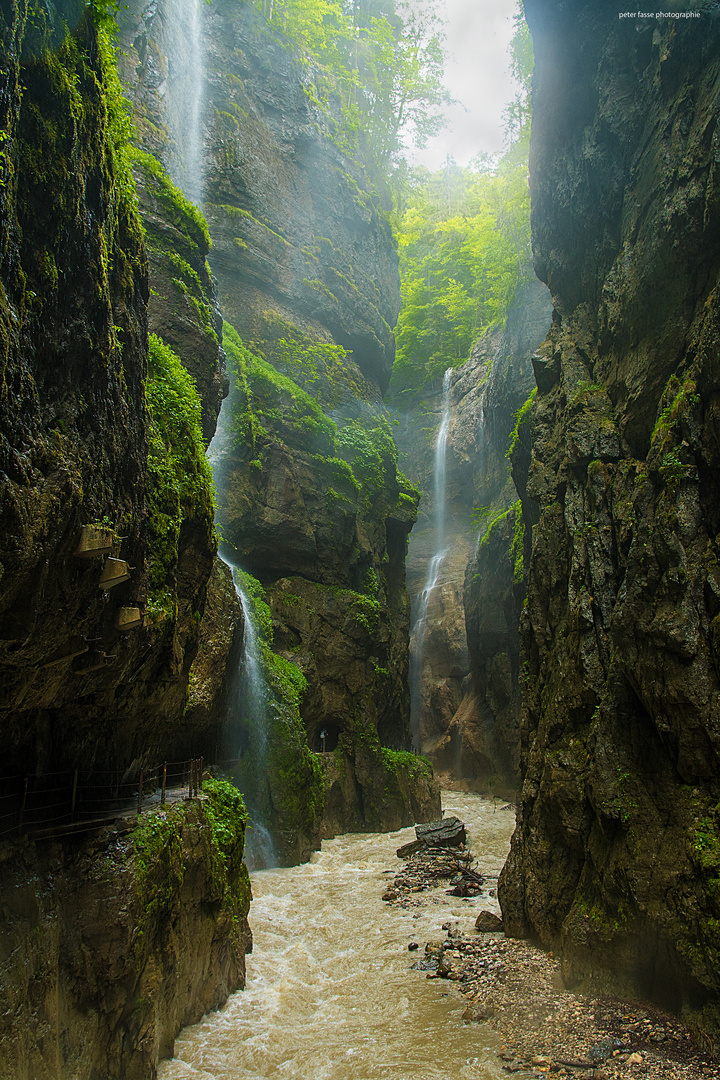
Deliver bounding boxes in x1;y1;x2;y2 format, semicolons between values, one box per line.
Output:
0;6;247;1073
208;2;441;838
499;0;720;1030
119;0;439;842
0;792;251;1080
392;279;550;791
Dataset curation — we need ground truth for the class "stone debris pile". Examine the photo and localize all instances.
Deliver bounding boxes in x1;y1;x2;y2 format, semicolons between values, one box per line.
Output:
419;932;715;1079
382;816;488;904
383;815;716;1080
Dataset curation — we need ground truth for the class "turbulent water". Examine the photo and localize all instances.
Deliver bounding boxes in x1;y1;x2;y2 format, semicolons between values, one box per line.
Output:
159;793;515;1080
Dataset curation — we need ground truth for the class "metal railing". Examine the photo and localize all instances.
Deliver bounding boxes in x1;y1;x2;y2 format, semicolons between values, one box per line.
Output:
0;757;205;842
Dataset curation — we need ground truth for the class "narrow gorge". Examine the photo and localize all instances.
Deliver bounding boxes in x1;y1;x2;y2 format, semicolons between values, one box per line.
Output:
1;0;720;1076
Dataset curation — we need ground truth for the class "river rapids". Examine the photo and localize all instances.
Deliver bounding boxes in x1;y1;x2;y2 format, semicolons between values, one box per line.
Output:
159;792;515;1079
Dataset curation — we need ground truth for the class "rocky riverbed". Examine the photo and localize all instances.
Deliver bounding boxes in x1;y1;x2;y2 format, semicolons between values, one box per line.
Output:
383;827;717;1080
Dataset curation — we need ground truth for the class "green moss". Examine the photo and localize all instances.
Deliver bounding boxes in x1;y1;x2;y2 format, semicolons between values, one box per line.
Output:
130;804;186;963
381;748;433;781
659;447;687;486
202;777;248;885
569;381;605;405
230;569;324;844
335;418;398;493
507;387;536;459
224;321;336;454
652;374;699;445
208;202;291;246
130;146;210;250
509;500;525;584
146;333;215;618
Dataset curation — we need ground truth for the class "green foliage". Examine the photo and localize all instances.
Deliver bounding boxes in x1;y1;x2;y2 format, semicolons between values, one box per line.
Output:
510;501;525;585
659;448;686;486
224;321;337;455
130;805;186;961
146;334;215;617
381;747;433;780
129;146;210;251
231;569;324;835
335;417;398;492
507;387;536;459
391;147;532;395
249;0;452;196
692;813;720;874
95;21;137;213
202;777;248;879
503;3;533;144
224;322;406;510
254;312;351;396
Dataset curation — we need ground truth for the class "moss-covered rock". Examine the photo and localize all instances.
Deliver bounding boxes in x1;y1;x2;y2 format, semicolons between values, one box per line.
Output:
224;568;324;865
131;148;227;442
320;745;440;837
0;788;251;1080
499;0;720;1036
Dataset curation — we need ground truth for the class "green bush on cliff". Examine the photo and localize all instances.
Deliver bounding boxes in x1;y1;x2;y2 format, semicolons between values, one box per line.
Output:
381;747;433;780
335;418;398;493
508;387;536;459
146;333;215;617
202;777;248;882
223;322;404;509
129;146;210;251
224;321;337;455
254;312;353;399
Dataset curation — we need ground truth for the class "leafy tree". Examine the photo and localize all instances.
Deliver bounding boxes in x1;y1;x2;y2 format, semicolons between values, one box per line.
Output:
249;0;452;185
389;2;534;397
503;2;533;144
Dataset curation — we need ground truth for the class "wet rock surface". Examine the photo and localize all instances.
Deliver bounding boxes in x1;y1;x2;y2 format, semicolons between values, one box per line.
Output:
385;818;716;1080
501;0;720;1030
392;279;550;789
0;798;251;1080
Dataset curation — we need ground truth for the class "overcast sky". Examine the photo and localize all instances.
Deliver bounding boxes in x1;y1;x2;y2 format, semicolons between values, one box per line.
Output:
409;0;521;172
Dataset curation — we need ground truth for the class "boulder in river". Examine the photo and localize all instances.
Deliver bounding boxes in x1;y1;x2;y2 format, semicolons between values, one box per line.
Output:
475;910;504;933
415;817;467;848
396;838;426;859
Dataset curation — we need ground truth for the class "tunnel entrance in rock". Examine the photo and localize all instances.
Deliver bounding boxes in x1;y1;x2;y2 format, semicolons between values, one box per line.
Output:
313;722;340;753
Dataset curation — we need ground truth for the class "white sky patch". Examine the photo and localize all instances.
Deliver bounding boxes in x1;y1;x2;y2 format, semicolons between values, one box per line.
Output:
409;0;520;171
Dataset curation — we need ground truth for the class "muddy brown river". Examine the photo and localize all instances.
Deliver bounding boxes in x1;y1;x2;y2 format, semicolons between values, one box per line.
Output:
159;792;515;1080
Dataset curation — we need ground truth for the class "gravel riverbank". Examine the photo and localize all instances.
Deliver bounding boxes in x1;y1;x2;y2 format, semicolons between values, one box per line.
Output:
383;836;717;1080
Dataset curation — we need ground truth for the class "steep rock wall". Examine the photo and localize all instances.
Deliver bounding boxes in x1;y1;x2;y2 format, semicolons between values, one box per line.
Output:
0;790;251;1080
392;279;550;789
0;6;248;1073
119;0;439;843
499;0;720;1032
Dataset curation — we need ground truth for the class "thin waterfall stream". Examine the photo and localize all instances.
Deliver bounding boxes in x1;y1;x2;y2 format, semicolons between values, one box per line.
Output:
228;566;278;871
410;367;453;749
164;0;205;203
159;792;515;1079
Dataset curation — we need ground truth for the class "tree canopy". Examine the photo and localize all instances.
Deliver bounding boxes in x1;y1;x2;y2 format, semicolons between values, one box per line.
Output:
249;0;452;179
389;4;534;397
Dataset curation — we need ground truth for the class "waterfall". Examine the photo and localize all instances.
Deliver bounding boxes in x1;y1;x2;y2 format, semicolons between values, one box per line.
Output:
410;367;453;750
164;0;205;204
228;565;277;871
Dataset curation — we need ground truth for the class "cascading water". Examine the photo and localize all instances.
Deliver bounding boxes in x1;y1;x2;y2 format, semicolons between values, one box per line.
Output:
228;565;278;871
208;391;276;869
163;0;205;204
410;367;453;750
